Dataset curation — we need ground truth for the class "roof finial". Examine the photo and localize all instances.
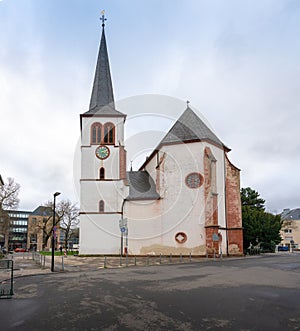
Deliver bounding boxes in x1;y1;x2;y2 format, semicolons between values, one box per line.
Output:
186;100;190;108
130;161;133;172
100;10;107;28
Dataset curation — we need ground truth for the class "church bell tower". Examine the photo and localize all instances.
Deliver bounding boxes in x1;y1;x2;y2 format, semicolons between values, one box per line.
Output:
79;13;127;254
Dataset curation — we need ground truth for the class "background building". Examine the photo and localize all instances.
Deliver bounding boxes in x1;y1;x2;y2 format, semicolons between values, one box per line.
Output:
7;210;31;251
281;208;300;250
27;206;60;251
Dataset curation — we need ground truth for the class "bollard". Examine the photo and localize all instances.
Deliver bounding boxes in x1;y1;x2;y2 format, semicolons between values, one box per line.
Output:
159;253;162;264
43;255;45;268
62;256;64;271
126;252;128;267
169;253;172;263
119;255;122;266
104;256;107;268
147;256;149;266
134;256;137;266
189;252;192;262
180;253;182;262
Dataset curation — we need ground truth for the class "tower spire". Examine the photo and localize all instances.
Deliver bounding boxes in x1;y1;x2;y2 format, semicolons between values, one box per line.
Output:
89;11;115;111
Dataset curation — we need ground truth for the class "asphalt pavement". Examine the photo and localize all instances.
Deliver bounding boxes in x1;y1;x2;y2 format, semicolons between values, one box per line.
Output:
0;253;300;330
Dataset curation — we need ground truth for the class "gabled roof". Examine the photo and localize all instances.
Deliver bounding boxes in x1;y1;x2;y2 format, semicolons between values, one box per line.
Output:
160;107;225;148
31;206;52;217
281;208;300;220
140;107;229;170
126;171;160;201
82;24;125;117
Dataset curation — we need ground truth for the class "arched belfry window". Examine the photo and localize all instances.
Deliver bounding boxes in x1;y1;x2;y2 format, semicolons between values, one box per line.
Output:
99;200;105;213
103;122;115;144
100;167;105;180
91;123;102;144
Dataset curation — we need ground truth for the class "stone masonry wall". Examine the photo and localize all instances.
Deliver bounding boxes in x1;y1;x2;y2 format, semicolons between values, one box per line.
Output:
225;153;243;254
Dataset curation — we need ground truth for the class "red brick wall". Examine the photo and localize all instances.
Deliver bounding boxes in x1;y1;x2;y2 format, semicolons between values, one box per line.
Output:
204;147;217;227
227;229;243;254
204;147;220;253
225;153;243;254
119;146;127;179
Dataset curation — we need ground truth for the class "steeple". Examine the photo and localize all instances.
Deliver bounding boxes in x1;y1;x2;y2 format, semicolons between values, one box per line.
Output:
86;12;124;117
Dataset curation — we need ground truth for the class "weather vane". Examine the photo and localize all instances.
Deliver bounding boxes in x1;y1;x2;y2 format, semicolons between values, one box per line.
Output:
100;10;107;27
186;100;190;107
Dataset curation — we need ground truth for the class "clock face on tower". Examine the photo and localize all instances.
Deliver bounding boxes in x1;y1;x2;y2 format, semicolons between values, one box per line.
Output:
95;145;110;160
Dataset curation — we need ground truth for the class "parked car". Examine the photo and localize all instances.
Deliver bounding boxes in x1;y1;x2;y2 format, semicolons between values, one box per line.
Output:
277;246;289;252
14;247;27;253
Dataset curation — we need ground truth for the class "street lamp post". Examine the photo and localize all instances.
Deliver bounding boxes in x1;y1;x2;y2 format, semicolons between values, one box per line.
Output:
51;192;61;272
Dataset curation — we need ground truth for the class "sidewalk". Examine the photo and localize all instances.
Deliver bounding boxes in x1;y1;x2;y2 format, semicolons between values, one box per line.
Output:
3;251;289;281
1;252;231;279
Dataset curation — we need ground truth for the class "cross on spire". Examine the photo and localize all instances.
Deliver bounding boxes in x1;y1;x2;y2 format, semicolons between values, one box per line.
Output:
100;10;107;27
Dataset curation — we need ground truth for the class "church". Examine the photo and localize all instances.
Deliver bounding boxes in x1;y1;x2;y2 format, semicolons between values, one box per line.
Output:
79;16;243;256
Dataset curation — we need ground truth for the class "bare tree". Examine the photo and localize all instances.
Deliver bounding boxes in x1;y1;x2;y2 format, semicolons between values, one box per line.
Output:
57;200;79;251
0;178;20;248
0;178;20;210
33;203;57;250
34;200;79;251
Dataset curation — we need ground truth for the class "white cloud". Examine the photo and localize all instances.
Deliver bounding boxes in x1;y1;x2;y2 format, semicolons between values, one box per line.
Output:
1;0;300;214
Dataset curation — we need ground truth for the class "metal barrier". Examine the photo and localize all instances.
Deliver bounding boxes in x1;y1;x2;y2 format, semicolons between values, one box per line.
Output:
0;260;14;299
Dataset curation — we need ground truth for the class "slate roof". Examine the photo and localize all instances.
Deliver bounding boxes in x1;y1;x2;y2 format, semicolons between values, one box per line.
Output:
281;208;300;220
160;107;225;148
31;206;52;217
83;26;125;117
126;171;160;201
139;107;228;170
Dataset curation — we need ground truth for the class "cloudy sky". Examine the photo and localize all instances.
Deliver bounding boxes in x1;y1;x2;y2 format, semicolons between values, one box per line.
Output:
1;0;299;213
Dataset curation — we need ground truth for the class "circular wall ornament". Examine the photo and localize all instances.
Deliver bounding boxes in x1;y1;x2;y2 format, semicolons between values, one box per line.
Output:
175;232;187;244
95;145;110;160
185;172;204;189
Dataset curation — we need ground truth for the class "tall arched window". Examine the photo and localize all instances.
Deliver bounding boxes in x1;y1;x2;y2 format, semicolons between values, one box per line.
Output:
91;123;102;144
99;167;105;180
99;200;105;213
103;122;115;144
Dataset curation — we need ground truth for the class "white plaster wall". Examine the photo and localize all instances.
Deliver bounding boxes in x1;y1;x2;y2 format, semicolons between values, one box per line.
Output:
79;214;121;254
124;141;227;255
80;180;128;213
81;147;120;180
